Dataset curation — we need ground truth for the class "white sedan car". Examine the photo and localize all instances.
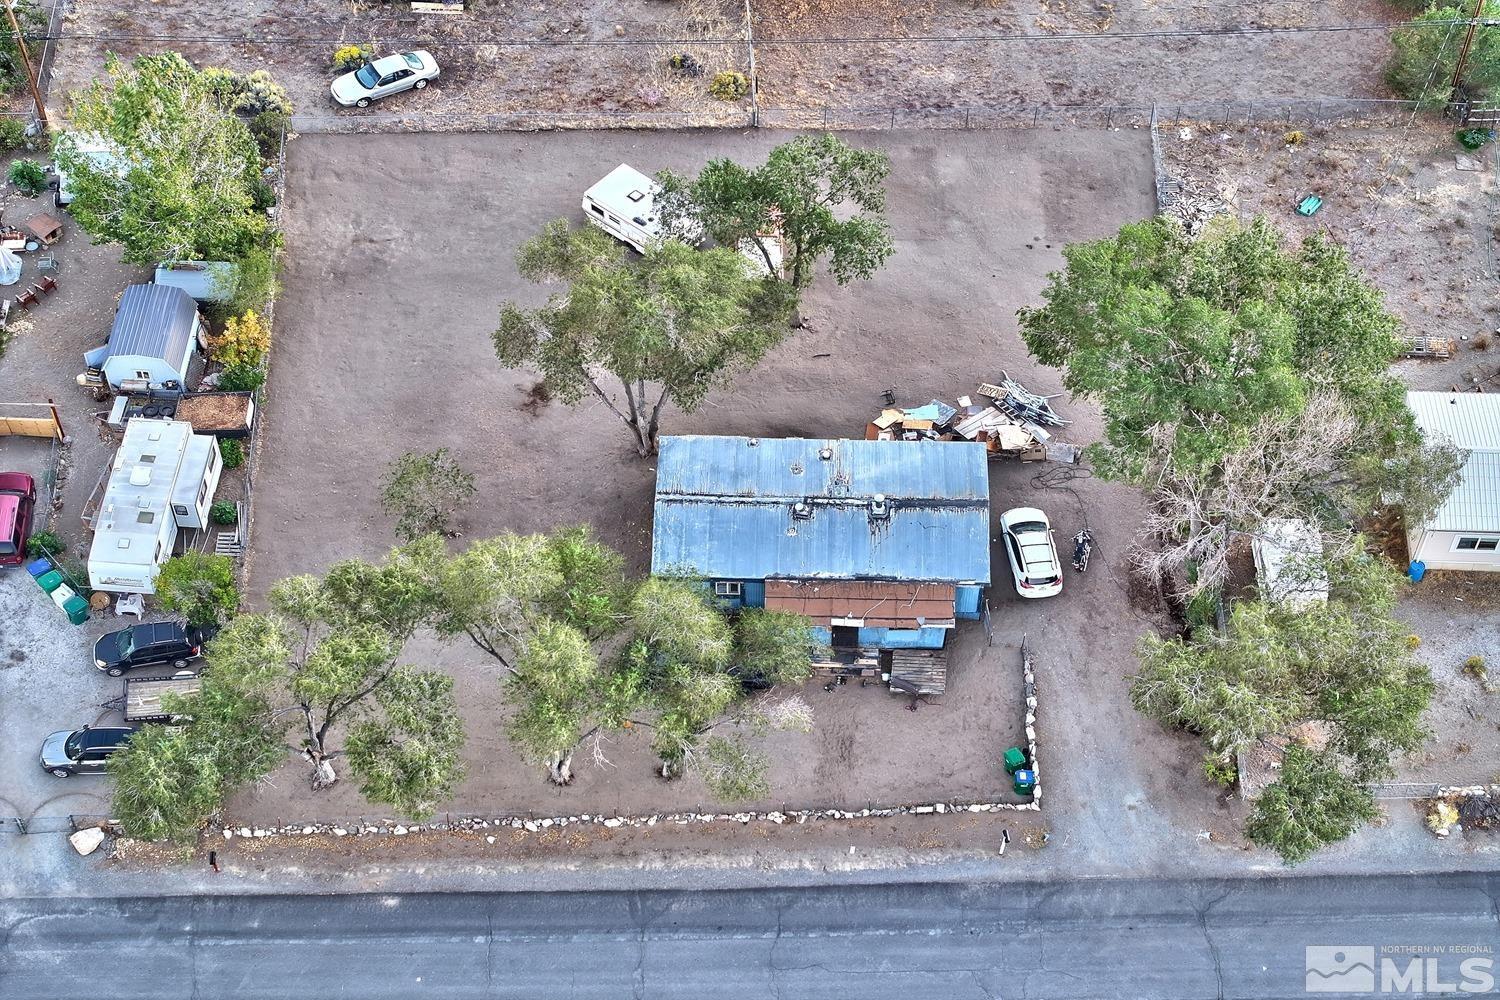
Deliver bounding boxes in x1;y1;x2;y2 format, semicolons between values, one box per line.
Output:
999;507;1063;599
330;51;440;108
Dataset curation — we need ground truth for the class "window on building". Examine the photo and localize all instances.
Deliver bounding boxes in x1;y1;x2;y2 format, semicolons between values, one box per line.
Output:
135;511;155;524
713;581;743;597
1454;537;1499;552
139;454;155;464
198;481;208;506
135;370;151;380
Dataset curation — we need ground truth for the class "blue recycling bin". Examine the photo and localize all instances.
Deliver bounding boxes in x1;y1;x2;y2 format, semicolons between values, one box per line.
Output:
1013;768;1037;796
25;558;51;578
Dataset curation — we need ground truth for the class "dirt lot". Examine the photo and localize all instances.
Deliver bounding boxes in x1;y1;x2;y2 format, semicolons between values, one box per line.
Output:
226;127;1242;868
46;0;1396;128
1162;118;1500;789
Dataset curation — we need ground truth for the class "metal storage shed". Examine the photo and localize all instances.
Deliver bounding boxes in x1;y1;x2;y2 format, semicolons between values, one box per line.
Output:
97;284;201;389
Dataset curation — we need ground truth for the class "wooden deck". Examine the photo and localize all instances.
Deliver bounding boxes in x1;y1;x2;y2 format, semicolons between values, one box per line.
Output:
887;648;949;696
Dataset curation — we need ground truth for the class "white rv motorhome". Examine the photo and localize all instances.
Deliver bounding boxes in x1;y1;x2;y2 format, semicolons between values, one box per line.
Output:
53;134;123;209
581;164;665;253
87;419;223;594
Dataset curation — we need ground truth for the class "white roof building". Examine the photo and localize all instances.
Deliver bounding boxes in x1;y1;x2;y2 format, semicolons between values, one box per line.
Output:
1405;391;1500;573
87;419;223;594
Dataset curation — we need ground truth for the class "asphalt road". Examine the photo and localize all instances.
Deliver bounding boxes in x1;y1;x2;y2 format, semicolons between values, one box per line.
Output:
3;873;1499;999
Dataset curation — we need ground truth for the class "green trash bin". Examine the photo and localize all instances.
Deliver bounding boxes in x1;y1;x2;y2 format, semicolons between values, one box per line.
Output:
1002;747;1027;775
63;594;90;625
35;569;64;593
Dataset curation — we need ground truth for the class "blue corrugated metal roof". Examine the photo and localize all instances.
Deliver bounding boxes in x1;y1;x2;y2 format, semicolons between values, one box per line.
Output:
651;436;991;583
106;284;196;365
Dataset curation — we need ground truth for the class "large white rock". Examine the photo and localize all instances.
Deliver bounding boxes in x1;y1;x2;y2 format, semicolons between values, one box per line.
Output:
69;827;106;856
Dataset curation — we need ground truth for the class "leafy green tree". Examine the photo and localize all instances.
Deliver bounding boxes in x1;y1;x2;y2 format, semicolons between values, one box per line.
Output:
110;671;285;844
1132;540;1431;777
379;448;477;541
1387;4;1500;109
430;527;634;784
1246;746;1378;864
495;221;791;456
733;608;820;686
657;133;895;289
1019;216;1407;484
154;552;239;629
623;578;816;796
345;668;467;818
59;53;269;265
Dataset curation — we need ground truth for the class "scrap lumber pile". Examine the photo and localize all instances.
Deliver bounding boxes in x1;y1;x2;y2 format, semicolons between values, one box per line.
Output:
865;374;1079;463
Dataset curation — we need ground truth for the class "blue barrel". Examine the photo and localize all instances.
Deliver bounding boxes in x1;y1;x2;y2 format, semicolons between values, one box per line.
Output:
1408;560;1426;584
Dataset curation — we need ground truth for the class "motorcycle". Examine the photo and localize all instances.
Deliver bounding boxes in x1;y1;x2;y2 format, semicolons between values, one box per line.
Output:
1072;527;1093;574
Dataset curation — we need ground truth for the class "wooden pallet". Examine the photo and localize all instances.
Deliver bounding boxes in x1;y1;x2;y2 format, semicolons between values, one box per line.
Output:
1403;335;1456;360
888;648;949;696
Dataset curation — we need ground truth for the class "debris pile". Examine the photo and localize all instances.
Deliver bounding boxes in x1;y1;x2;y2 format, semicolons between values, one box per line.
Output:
866;374;1079;463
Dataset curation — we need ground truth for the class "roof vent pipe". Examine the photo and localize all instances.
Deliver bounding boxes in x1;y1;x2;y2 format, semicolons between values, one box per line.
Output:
870;494;890;520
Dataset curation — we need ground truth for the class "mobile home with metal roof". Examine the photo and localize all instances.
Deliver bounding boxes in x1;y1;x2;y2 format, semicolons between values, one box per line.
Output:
1406;391;1500;573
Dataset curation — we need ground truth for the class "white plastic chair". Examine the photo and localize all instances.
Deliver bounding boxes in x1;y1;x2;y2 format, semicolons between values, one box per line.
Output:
114;592;144;619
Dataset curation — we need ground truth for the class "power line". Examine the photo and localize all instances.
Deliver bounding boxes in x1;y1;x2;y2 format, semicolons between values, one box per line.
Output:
28;18;1473;49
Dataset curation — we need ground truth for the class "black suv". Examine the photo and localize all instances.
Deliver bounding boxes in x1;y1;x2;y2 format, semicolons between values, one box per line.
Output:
93;622;204;677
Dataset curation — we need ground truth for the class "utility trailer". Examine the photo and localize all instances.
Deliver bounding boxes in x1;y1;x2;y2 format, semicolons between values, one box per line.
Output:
110;672;202;723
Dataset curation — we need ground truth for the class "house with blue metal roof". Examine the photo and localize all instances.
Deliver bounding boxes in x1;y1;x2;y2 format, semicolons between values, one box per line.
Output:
651;435;991;653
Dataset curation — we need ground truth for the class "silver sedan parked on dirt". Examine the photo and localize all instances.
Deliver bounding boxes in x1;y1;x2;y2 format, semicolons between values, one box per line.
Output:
330;51;440;108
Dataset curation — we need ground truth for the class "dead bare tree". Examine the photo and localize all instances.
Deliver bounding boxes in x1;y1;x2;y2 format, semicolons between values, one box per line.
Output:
1133;393;1360;598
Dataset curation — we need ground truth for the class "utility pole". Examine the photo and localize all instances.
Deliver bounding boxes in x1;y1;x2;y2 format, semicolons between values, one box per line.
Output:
3;0;46;133
1450;0;1487;101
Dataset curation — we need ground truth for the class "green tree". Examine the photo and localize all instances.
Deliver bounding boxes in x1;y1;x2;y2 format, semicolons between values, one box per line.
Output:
165;542;464;819
110;669;285;844
1132;540;1431;776
429;527;634;784
1246;746;1379;864
154;552;240;629
623;578;816;796
495;221;790;456
1020;216;1406;484
657;133;895;289
1387;4;1500;109
58;53;269;265
379;448;478;541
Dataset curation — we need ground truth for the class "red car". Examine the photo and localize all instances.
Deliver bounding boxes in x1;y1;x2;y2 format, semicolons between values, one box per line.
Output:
0;471;36;567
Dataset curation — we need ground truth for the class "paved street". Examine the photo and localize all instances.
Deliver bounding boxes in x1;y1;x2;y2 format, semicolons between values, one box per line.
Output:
3;873;1498;998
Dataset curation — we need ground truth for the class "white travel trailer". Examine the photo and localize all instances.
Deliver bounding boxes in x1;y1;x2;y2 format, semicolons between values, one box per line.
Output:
52;134;123;208
581;164;666;253
87;419;223;594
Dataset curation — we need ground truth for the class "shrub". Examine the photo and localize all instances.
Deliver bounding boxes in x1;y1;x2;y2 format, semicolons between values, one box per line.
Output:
7;157;44;195
1458;128;1494;151
219;438;245;469
217;362;267;393
209;500;239;526
25;529;64;558
250;176;276;212
155;552;239;628
1405;633;1422;649
1202;752;1238;787
0;117;27;151
332;45;371;72
208;310;271;369
248;110;289;159
203;66;294;117
708;70;750;101
222;245;280;316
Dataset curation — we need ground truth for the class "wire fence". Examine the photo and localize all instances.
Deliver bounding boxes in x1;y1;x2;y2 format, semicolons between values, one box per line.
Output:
288;97;1443;135
0;814;111;836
